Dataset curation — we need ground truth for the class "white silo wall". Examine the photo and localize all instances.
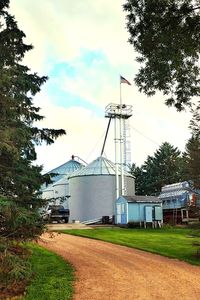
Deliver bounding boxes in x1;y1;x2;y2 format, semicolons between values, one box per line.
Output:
125;176;135;196
53;182;69;208
42;189;54;199
69;174;135;222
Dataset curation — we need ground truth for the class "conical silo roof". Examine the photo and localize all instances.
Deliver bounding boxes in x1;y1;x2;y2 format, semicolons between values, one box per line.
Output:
68;156;134;178
53;175;69;186
47;155;84;183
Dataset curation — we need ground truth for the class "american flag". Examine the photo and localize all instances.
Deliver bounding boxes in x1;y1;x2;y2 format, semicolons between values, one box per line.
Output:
120;75;131;85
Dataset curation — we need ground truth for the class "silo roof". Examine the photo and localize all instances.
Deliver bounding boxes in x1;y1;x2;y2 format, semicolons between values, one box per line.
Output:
53;175;69;186
46;156;83;183
69;156;134;178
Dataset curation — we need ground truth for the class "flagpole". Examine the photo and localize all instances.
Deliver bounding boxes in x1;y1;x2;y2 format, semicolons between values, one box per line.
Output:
119;76;124;196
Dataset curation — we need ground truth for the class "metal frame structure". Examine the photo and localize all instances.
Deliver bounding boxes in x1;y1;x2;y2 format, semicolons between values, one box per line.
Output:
105;103;133;199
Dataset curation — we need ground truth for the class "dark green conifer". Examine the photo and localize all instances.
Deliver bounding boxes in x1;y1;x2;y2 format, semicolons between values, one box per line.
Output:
0;0;65;240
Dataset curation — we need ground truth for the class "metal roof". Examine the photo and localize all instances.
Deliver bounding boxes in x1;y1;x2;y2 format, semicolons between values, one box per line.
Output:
121;195;161;203
47;157;83;182
69;156;134;178
161;181;190;192
53;175;69;186
41;156;84;191
159;190;188;199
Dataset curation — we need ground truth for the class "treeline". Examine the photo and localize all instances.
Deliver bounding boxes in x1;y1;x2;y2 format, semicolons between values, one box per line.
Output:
131;131;200;196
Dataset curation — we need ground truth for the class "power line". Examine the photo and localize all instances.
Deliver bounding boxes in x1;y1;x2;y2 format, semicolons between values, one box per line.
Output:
130;125;160;146
85;130;106;161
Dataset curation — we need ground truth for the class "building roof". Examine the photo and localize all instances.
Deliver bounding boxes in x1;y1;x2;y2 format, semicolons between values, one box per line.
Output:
120;195;161;203
159;190;187;199
158;181;200;200
68;156;134;178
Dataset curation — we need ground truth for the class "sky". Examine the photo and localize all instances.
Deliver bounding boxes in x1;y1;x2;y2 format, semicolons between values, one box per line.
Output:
10;0;192;173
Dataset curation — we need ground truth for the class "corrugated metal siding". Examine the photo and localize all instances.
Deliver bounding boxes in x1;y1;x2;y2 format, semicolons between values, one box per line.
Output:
126;176;135;195
69;175;115;222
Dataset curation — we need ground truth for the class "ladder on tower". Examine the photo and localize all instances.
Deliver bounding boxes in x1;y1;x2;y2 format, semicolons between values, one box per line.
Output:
123;118;131;195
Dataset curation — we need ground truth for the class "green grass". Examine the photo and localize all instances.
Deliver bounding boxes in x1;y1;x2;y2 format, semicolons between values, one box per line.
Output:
23;243;74;300
60;227;200;265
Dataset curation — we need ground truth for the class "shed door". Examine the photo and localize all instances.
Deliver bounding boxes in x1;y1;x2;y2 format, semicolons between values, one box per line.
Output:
145;206;152;222
116;204;121;224
154;206;162;221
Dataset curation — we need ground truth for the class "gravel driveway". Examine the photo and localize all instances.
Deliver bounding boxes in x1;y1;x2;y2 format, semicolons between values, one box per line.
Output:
39;233;200;300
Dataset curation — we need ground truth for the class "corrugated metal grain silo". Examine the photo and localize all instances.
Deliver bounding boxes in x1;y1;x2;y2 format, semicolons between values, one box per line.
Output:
41;156;83;208
68;156;135;222
52;175;69;206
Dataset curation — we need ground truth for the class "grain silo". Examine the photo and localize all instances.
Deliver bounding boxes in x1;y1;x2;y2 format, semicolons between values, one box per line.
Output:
68;156;135;222
52;175;69;206
41;155;84;208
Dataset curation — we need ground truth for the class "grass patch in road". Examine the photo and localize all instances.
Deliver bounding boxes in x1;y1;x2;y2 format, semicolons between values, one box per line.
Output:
60;227;200;265
23;243;74;300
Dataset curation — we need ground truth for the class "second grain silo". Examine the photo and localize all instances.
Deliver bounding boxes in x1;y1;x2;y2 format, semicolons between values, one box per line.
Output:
41;155;84;208
68;156;135;222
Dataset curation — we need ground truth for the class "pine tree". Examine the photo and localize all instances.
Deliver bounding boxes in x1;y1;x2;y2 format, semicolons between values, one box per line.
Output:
185;137;200;188
184;101;200;187
131;142;187;195
0;1;65;240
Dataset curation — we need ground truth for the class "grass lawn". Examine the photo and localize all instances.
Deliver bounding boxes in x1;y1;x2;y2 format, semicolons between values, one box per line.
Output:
60;227;200;265
23;243;74;300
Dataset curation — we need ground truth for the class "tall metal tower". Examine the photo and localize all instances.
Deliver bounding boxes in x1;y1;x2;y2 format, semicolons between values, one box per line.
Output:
123;118;131;170
105;103;132;198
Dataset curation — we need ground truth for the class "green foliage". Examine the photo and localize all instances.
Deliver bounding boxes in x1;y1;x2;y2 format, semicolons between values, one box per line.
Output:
0;238;32;295
124;0;200;110
184;136;200;188
61;227;200;265
189;100;200;136
0;197;44;240
131;142;187;195
0;0;65;240
24;243;74;300
184;101;200;187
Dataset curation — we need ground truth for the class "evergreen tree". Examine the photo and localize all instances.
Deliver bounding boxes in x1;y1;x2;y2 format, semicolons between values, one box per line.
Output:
0;1;65;240
184;101;200;187
131;142;187;195
185;136;200;188
189;100;200;136
130;163;147;195
123;0;200;110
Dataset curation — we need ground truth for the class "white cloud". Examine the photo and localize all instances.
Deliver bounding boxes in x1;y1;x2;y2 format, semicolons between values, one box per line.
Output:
9;0;192;171
34;97;106;172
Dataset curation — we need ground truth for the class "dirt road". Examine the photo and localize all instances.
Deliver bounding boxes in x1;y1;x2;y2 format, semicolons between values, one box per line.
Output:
39;233;200;300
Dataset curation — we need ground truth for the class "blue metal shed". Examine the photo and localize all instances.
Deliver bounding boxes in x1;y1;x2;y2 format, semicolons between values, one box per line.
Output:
115;196;163;226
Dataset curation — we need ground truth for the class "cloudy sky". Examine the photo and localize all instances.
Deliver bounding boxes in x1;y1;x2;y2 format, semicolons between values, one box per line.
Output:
10;0;191;172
